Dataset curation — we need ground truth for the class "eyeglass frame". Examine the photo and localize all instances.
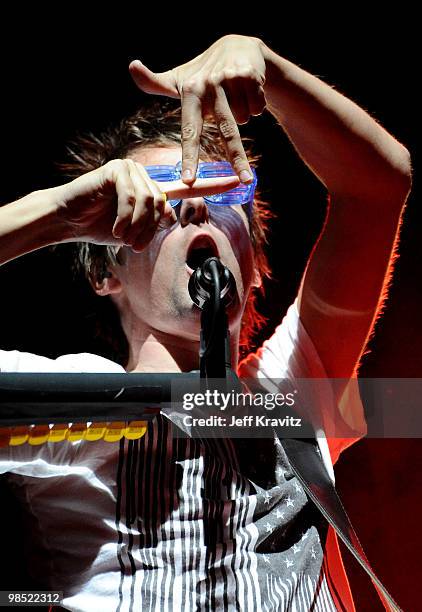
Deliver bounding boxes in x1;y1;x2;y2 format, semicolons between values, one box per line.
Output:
143;161;257;219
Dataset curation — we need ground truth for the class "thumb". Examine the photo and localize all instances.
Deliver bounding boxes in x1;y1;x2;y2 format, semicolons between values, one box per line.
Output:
129;60;180;98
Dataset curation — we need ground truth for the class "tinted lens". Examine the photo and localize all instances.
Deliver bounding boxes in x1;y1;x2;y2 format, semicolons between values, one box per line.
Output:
198;163;257;207
197;161;235;178
144;165;180;182
144;165;181;207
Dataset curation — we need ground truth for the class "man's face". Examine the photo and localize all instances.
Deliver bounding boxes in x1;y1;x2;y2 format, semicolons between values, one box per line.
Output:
110;146;257;340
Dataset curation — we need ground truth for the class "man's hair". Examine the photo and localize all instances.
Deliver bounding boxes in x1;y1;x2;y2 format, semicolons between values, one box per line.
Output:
60;101;273;366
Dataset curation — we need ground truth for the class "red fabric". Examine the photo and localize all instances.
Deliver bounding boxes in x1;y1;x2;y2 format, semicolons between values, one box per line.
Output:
324;440;359;611
325;526;356;612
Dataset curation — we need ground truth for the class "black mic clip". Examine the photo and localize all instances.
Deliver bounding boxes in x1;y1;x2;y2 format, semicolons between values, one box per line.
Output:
188;257;236;310
188;257;237;380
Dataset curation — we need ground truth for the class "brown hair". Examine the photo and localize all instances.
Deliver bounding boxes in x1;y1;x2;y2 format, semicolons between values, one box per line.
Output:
60;101;274;366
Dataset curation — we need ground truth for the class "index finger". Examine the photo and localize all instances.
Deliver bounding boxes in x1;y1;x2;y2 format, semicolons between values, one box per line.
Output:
180;88;203;185
158;175;240;201
214;87;253;184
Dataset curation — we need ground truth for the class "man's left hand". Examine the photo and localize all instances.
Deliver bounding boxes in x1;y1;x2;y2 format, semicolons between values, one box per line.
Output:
129;35;267;185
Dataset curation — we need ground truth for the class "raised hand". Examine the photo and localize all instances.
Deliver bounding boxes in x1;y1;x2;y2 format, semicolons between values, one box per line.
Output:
54;158;239;252
129;35;267;185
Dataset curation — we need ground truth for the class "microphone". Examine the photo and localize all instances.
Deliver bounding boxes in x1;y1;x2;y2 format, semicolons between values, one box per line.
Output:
188;257;236;310
188;257;237;379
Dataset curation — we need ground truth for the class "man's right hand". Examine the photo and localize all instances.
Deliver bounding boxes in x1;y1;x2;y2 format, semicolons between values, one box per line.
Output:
54;158;240;252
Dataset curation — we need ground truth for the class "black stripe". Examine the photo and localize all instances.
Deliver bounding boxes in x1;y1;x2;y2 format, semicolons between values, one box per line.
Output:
136;427;146;569
151;416;163;548
166;421;178;612
179;436;190;612
158;416;171;609
158;417;171;609
127;438;140;611
207;437;226;611
220;440;236;611
130;439;139;523
115;438;127;612
190;438;202;611
202;436;215;611
197;436;211;611
220;438;242;611
144;418;156;606
232;440;255;611
124;440;137;577
142;421;153;549
136;420;153;605
147;417;160;609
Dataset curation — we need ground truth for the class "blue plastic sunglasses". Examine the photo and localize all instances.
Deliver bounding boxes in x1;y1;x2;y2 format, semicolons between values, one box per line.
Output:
144;161;257;219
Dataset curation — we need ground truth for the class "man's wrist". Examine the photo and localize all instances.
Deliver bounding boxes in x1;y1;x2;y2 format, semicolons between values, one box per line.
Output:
42;185;77;243
17;187;75;247
259;42;289;111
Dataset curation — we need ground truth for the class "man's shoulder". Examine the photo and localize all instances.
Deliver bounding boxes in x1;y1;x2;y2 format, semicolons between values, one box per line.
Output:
0;349;125;373
238;298;304;378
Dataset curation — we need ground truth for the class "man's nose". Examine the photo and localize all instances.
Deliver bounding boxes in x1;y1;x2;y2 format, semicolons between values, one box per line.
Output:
179;198;210;227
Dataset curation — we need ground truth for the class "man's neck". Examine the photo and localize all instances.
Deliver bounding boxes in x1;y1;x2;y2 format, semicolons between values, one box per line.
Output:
126;332;199;373
122;320;239;373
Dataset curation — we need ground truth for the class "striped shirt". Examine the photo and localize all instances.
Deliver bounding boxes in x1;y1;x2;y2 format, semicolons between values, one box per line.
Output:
0;300;366;611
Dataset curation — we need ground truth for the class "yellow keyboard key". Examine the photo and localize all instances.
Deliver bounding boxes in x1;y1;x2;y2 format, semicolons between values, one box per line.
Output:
104;422;125;442
124;421;148;440
48;424;69;443
28;425;50;446
9;426;30;446
0;420;149;446
85;422;107;441
66;423;89;442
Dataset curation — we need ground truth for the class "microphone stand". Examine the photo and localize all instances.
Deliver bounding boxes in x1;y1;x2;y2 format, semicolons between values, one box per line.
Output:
188;257;236;380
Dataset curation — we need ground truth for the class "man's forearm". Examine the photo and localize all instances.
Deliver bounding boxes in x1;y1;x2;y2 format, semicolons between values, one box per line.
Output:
0;188;70;267
261;42;411;202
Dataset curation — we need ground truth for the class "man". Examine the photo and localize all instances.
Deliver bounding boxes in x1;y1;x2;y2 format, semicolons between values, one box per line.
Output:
0;35;411;610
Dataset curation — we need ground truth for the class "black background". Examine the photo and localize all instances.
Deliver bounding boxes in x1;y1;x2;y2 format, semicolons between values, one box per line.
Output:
0;8;420;610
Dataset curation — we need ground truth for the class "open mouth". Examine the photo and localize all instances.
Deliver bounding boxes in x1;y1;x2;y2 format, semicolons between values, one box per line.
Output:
186;234;219;272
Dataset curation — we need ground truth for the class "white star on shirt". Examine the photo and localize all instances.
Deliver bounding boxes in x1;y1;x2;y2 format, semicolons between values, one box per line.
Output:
275;508;285;519
293;544;301;554
263;554;271;564
311;547;317;559
276;467;285;478
263;491;272;505
284;558;293;568
265;522;273;534
294;482;302;493
285;496;294;508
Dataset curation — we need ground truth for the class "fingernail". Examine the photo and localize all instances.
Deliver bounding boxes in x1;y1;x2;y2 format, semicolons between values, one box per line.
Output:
182;169;193;180
240;170;253;184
